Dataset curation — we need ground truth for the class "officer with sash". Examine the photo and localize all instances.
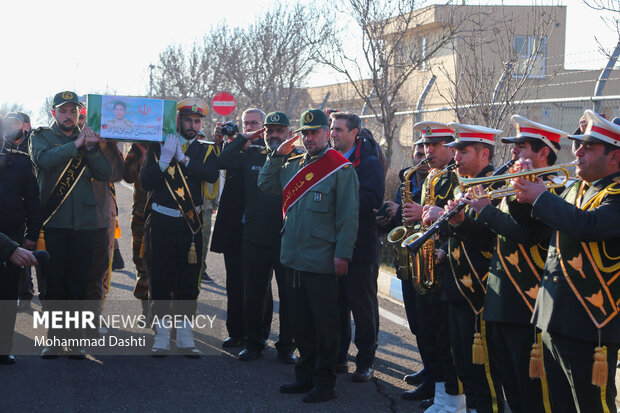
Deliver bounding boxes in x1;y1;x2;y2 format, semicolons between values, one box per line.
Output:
461;115;565;413
402;121;463;411
258;109;359;403
513;110;620;413
140;97;219;357
429;124;505;413
30;91;112;359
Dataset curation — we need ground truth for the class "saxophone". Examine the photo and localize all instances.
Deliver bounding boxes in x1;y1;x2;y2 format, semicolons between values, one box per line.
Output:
387;158;430;281
403;163;457;294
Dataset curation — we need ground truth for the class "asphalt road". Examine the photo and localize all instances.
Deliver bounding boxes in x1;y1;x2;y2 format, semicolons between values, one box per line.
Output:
0;183;429;413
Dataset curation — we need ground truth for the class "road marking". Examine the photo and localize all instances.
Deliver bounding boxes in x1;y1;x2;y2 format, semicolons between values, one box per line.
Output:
379;307;409;329
117;181;408;328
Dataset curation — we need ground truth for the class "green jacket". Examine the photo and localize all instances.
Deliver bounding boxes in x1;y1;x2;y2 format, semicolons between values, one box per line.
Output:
258;147;359;274
29;122;112;230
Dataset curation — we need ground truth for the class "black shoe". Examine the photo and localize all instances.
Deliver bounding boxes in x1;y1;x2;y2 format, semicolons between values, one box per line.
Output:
404;369;427;386
334;361;348;374
112;249;125;270
302;387;336;403
67;348;86;360
277;349;298;364
0;355;16;365
222;337;244;348
351;367;373;382
238;348;262;361
41;346;62;359
419;398;434;409
401;382;434;401
202;271;214;284
280;381;313;394
151;348;168;358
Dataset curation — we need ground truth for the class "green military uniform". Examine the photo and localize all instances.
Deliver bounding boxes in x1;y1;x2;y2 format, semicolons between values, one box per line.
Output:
258;110;359;393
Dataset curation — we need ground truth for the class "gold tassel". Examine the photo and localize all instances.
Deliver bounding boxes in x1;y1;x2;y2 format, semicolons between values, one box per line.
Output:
36;230;46;251
529;342;545;379
188;241;197;264
591;346;608;387
472;332;485;365
114;219;121;239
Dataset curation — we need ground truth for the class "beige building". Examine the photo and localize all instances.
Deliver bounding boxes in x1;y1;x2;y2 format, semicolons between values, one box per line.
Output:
304;4;620;170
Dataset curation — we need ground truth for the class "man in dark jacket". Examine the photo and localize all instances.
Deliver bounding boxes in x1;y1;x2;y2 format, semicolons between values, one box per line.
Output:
330;112;385;382
0;114;42;363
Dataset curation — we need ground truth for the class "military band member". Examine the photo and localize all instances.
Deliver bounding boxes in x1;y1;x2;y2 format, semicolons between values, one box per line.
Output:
513;110;620;413
461;115;565;413
430;124;505;413
218;111;299;364
403;121;463;411
258;109;359;403
30;91;112;359
140;97;219;357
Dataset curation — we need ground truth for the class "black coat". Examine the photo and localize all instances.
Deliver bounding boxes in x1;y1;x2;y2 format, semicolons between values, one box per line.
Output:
0;143;41;242
210;139;245;253
531;172;620;343
348;135;385;264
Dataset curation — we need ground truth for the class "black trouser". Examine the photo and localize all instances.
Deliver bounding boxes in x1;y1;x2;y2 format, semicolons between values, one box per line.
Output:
223;241;244;340
43;228;96;342
287;268;339;390
542;331;618;413
149;224;202;319
242;240;290;352
337;261;379;369
448;302;504;413
401;278;433;385
86;228;111;302
414;279;459;394
17;267;33;300
0;263;19;355
486;321;551;413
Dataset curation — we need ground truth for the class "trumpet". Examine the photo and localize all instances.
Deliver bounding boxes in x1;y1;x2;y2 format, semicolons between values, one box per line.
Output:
404;160;516;256
458;160;578;199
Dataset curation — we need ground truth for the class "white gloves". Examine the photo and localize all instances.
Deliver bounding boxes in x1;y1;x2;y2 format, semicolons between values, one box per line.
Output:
174;141;185;163
159;134;178;168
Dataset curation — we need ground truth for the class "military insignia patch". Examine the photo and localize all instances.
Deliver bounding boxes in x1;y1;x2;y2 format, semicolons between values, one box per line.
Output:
192;104;198;112
62;91;73;99
313;192;322;202
305;172;314;181
271;113;280;122
304;112;314;123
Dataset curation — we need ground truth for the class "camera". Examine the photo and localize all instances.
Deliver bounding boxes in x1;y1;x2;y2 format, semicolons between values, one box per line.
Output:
220;121;239;137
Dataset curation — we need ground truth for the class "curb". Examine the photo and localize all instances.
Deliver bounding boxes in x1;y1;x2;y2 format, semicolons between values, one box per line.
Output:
378;268;404;304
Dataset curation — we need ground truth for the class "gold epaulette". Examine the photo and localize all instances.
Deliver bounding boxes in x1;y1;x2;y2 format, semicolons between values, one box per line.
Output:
287;153;304;162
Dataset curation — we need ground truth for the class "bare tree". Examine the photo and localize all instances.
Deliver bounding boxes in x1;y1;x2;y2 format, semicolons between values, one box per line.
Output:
583;0;620;51
317;0;459;167
433;4;560;161
0;102;26;117
148;1;334;132
37;97;54;126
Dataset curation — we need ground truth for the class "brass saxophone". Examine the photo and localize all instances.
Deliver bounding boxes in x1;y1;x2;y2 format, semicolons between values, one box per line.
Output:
387;158;430;281
403;163;457;294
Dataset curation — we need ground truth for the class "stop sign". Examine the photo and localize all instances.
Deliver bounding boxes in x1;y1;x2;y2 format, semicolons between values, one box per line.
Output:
211;92;236;116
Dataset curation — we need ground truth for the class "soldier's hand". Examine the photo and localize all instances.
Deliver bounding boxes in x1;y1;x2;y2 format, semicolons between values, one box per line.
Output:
9;247;37;267
514;176;546;204
83;127;100;150
21;239;36;250
385;201;399;218
444;199;465;226
160;134;178;166
422;205;443;226
403;202;423;222
460;188;491;213
436;249;447;264
334;257;349;276
75;128;87;148
242;128;265;143
374;211;390;227
276;135;298;156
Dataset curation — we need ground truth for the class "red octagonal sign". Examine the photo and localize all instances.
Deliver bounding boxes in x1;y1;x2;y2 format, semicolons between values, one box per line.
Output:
211;92;236;116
